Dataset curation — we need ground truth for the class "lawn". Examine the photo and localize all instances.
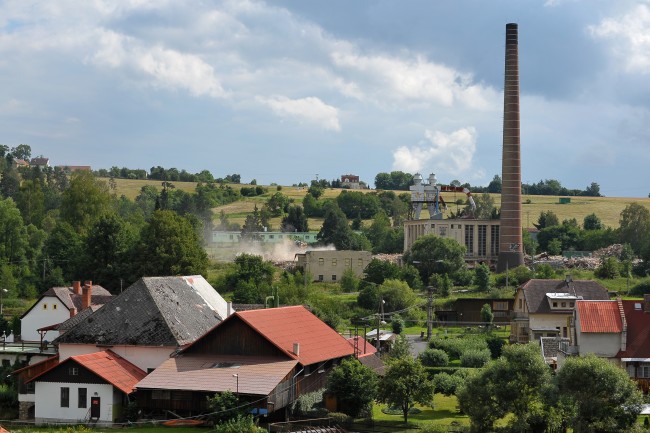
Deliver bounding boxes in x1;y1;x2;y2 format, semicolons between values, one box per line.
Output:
371;394;469;430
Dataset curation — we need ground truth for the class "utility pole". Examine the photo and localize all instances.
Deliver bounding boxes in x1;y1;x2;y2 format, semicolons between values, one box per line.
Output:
426;286;434;341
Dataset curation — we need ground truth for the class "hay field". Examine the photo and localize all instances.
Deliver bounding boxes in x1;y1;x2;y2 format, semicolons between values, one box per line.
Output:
108;178;650;230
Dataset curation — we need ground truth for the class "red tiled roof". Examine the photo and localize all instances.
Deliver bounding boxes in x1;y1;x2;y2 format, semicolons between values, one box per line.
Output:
617;300;650;359
577;301;623;333
236;306;354;366
30;350;146;394
136;355;297;396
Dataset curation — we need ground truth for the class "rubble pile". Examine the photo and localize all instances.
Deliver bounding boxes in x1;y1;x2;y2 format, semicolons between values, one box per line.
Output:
372;254;403;265
528;244;633;270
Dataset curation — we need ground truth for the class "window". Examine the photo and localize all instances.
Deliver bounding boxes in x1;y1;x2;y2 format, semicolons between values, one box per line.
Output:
69;367;79;376
43;304;47;310
569;302;575;308
640;364;650;378
318;275;323;281
53;304;57;310
561;302;566;308
439;226;447;236
269;235;274;239
61;387;70;407
345;258;351;267
518;299;523;309
552;302;558;308
490;225;500;255
493;301;508;311
318;258;324;266
358;258;363;267
332;258;337;266
464;225;474;254
478;225;487;256
78;388;87;408
332;275;337;281
25;382;35;394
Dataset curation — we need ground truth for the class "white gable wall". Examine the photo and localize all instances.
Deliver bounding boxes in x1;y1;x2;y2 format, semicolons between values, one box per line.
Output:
21;297;70;341
58;343;175;372
35;381;114;425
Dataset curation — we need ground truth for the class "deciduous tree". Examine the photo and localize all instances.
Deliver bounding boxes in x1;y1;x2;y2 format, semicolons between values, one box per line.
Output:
379;356;434;423
557;354;643;433
326;358;378;417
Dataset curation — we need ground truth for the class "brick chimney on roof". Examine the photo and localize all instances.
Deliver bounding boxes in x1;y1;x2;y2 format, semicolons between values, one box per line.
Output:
69;307;77;318
73;281;81;295
82;280;92;310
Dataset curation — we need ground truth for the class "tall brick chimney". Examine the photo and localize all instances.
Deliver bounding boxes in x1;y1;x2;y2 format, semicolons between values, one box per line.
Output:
497;23;525;272
73;280;81;295
82;280;92;310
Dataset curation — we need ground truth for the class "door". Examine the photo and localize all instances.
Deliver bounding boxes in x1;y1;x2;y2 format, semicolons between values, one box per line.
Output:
90;396;101;419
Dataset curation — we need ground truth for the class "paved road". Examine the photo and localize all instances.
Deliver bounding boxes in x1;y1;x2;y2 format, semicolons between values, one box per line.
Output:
405;333;428;358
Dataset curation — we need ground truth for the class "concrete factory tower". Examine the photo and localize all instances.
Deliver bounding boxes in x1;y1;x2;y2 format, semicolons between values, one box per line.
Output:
497;23;524;273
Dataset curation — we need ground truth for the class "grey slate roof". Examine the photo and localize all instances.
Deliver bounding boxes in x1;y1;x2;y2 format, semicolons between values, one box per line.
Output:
54;276;229;347
521;279;609;314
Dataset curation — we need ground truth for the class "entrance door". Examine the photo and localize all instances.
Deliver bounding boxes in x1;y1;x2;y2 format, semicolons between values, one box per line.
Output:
90;396;100;419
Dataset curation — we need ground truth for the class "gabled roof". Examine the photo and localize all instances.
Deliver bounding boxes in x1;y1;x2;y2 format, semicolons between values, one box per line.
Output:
520;279;609;314
347;336;377;358
20;284;112;319
29;157;49;166
55;276;228;346
617;300;650;360
576;300;623;333
235;306;354;366
136;354;297;395
29;350;145;394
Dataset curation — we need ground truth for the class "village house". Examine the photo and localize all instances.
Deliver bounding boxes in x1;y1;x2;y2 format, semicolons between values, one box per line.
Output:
20;281;112;342
135;305;355;418
26;350;145;426
15;275;231;423
510;278;609;343
560;296;650;392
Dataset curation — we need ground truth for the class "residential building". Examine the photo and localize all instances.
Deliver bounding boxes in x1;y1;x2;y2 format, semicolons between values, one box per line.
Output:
135;306;355;417
27;350;145;425
295;250;372;282
20;281;112;342
15;275;231;422
561;296;650;392
340;174;360;189
29;157;49;168
510;278;609;343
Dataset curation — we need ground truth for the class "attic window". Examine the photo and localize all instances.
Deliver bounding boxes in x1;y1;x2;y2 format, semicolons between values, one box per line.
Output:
43;304;47;310
211;362;240;369
53;304;57;310
69;367;79;376
635;303;642;311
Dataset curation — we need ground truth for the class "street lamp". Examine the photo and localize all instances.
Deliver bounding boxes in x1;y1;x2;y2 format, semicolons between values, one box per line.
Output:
232;373;239;397
0;289;7;316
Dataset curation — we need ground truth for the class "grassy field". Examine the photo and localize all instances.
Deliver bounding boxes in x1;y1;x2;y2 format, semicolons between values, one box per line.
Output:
103;177;650;230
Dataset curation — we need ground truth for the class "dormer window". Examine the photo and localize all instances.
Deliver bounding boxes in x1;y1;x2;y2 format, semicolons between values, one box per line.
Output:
552;302;558;308
561;302;566;308
43;304;47;310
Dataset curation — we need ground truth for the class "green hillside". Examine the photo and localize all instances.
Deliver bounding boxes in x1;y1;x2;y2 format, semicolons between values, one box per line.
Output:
107;178;650;231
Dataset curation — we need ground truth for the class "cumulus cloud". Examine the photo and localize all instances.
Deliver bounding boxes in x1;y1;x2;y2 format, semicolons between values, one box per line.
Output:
589;4;650;74
257;95;341;131
91;30;225;98
392;127;477;174
331;50;497;110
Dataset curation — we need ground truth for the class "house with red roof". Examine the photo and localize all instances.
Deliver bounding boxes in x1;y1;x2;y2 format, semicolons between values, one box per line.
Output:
26;350;145;425
135;305;355;417
560;295;650;392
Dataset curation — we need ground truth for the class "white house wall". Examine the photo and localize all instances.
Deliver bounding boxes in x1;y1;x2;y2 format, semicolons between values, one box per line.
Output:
528;313;571;339
575;331;621;358
21;298;69;341
58;343;174;371
35;381;114;424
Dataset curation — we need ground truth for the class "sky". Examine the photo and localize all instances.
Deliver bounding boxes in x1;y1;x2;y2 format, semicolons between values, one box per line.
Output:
1;1;650;197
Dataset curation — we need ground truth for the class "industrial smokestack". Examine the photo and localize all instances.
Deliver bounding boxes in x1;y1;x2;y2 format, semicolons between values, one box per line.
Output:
497;23;524;272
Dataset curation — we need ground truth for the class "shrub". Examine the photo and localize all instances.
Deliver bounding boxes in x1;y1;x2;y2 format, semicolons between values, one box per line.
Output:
429;336;488;360
420;348;449;367
485;335;506;359
328;412;353;426
433;372;465;397
391;314;405;335
291;389;326;417
460;349;491;368
495;265;534;287
213;415;265;433
595;256;620;279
